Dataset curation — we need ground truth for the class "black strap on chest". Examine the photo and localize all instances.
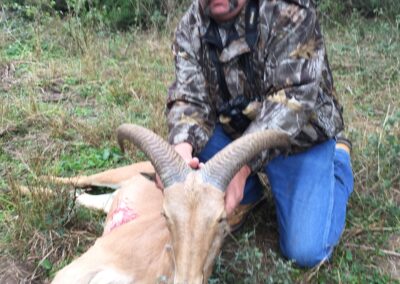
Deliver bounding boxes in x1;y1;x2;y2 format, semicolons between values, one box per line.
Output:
204;19;231;101
202;0;259;102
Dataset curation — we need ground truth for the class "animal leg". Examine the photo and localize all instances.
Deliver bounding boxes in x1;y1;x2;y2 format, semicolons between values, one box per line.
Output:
76;192;117;213
45;161;154;190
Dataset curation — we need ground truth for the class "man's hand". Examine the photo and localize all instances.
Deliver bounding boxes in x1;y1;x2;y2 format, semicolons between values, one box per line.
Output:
173;142;200;169
155;142;200;189
225;165;251;216
156;142;250;216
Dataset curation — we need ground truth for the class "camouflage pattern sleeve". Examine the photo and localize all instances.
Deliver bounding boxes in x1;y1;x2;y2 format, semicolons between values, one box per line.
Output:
166;5;216;155
244;1;326;172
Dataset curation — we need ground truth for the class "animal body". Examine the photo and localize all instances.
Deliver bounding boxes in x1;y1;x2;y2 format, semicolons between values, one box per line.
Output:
51;124;289;284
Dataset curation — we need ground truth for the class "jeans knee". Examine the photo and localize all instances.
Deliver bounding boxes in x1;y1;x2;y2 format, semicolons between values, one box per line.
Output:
281;240;331;268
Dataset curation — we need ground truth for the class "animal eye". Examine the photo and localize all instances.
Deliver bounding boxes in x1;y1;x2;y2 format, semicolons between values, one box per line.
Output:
161;211;168;219
218;217;227;223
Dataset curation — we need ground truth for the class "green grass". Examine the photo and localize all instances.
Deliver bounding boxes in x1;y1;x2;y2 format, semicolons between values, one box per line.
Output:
0;10;399;283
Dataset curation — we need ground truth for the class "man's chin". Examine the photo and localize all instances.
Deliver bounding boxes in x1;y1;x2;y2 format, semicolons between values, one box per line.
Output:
201;0;239;19
210;7;231;17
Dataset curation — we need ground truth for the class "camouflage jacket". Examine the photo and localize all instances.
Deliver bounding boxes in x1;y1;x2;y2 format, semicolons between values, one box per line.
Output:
166;0;344;172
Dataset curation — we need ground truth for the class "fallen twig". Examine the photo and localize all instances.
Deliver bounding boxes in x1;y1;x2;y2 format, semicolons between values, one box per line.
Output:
344;226;400;240
30;247;55;282
303;256;329;283
345;243;400;258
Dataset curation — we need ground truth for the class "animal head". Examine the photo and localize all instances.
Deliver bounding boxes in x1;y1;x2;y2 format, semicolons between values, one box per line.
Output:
117;124;289;284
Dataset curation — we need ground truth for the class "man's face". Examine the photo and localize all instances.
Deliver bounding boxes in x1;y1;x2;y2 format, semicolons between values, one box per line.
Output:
200;0;242;21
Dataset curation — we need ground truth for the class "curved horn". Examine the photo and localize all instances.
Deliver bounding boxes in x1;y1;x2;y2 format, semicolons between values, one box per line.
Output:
117;124;190;188
201;130;290;191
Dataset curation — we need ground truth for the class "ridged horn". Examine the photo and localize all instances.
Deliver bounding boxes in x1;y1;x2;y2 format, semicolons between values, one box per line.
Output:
117;124;190;188
201;130;290;191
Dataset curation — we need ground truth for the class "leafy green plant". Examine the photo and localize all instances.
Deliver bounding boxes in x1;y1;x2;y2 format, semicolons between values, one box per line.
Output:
54;146;124;175
210;231;295;283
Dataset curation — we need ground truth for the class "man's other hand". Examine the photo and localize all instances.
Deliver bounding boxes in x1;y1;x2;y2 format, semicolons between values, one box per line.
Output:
225;165;251;216
155;142;200;189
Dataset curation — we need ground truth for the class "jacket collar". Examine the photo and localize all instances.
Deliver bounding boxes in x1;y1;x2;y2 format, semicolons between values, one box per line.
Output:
199;0;247;43
286;0;310;8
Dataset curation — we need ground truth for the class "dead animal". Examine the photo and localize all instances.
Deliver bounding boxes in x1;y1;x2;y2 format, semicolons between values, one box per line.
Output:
51;124;289;284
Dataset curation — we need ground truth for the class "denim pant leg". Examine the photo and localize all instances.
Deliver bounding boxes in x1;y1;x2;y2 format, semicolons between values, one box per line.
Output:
198;125;264;204
265;139;354;267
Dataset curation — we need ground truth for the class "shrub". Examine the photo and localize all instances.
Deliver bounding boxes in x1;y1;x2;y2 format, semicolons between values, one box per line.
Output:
3;0;192;30
316;0;400;21
4;0;398;31
91;0;192;30
98;0;166;30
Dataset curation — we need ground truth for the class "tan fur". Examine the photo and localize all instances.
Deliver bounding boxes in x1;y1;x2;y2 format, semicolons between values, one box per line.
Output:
51;162;228;284
163;174;228;283
52;166;174;283
48;161;154;189
49;124;289;284
43;119;290;284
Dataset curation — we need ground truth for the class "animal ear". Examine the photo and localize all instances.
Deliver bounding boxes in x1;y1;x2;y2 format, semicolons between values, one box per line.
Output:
200;129;290;191
117;124;190;188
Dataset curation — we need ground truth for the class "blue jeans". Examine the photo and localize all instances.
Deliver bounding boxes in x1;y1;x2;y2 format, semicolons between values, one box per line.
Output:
198;125;354;267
